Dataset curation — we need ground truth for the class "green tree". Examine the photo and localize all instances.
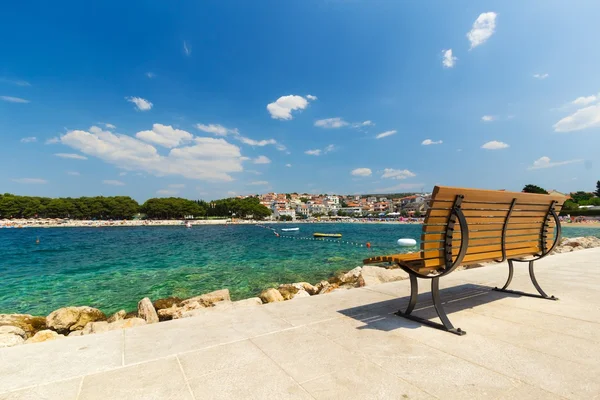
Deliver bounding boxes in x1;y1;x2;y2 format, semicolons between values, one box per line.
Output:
595;181;600;198
570;191;594;203
562;200;579;211
522;184;548;194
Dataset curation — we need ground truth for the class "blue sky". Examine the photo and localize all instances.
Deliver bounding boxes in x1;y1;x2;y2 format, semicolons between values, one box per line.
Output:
1;0;599;201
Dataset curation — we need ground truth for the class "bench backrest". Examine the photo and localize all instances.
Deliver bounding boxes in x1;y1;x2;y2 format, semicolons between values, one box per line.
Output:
419;186;565;270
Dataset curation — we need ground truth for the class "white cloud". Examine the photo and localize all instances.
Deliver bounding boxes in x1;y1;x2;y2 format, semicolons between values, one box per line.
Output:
126;96;153;111
136;124;193;148
67;171;81;176
553;104;600;132
157;189;178;196
12;178;47;184
195;123;238;136
306;95;318;101
103;180;125;186
421;139;443;145
481;115;496;122
20;137;37;143
55;153;88;160
119;172;127;176
227;191;237;196
1;96;29;103
528;156;583;170
442;49;457;68
105;123;116;129
481;140;509;150
249;181;269;185
351;168;372;177
314;117;349;129
146;72;156;79
0;78;31;86
572;95;597;106
253;155;271;164
183;41;191;56
266;95;312;120
238;137;276;147
285;163;292;167
533;73;549;80
305;144;335;156
381;168;416;180
169;183;185;189
375;130;397;139
45;137;60;144
60;126;245;181
467;12;497;49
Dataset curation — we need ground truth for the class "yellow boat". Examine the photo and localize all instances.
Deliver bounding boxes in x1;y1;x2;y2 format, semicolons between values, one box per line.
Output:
313;233;342;238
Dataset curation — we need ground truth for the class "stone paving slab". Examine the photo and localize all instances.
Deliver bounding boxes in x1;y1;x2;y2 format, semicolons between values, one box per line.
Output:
0;248;599;399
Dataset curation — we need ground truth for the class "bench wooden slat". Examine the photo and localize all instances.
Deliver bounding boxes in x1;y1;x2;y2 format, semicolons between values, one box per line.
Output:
425;216;548;225
426;209;552;218
428;201;562;213
422;228;553;241
420;234;550;250
421;240;553;258
432;186;567;205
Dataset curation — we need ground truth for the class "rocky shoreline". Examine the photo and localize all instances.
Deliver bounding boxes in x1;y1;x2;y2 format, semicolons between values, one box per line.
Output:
1;236;599;348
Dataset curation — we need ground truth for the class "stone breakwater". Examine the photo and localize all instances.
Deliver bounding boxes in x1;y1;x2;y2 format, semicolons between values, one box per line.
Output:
1;236;598;348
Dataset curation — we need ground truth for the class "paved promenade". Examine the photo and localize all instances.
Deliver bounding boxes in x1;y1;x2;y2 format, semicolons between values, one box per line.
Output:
1;248;599;399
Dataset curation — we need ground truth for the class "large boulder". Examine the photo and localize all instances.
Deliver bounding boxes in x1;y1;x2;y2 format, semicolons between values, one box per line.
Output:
137;298;159;324
277;284;299;300
153;297;182;310
292;289;310;299
335;267;363;286
107;310;126;323
46;307;106;334
292;282;317;295
181;289;231;308
358;266;409;286
25;330;65;344
0;333;25;348
171;301;205;319
0;314;47;338
81;318;146;335
233;297;263;307
0;325;26;338
259;288;284;303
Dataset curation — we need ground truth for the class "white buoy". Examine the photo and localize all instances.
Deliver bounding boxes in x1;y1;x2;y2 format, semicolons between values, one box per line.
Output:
397;238;417;247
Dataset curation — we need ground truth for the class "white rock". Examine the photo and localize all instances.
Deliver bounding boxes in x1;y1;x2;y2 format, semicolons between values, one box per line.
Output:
291;289;310;299
0;325;26;338
0;333;25;348
25;330;64;344
233;297;262;307
358;266;409;286
137;297;159;324
338;267;362;284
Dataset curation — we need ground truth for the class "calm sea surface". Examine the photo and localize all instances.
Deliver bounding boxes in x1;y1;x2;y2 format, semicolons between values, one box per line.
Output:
1;223;598;315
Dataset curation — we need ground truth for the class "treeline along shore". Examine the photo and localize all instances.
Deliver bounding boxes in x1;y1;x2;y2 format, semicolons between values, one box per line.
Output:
0;194;272;220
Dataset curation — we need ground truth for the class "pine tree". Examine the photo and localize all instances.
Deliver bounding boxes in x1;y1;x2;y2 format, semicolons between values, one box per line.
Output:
522;184;548;194
595;180;600;197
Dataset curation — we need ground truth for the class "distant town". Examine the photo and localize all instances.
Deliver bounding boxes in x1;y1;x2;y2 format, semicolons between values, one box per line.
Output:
240;192;431;220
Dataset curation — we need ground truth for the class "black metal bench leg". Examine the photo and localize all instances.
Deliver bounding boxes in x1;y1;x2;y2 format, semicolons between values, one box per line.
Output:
395;273;418;316
493;260;558;301
529;261;558;300
494;259;514;291
395;275;466;336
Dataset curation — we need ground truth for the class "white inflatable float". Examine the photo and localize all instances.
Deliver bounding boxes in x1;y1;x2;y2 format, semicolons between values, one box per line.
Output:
397;238;417;247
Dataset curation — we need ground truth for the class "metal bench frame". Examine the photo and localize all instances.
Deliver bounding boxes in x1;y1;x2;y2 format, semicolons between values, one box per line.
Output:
393;195;562;336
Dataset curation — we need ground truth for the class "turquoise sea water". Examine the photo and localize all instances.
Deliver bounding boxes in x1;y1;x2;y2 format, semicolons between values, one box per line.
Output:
1;223;598;316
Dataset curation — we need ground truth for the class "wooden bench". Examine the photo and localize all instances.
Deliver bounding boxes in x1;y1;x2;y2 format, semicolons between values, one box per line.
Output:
363;186;565;335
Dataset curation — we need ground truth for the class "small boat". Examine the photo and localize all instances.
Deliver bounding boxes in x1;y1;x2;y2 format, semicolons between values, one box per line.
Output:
281;227;300;232
397;238;417;247
313;233;342;238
